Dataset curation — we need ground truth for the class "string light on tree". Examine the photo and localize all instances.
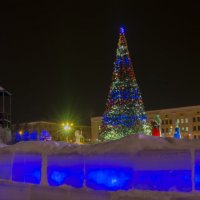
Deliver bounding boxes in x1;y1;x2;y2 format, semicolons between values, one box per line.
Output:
100;27;151;141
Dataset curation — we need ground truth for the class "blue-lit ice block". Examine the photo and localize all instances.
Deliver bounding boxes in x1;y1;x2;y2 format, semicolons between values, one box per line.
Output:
0;152;12;180
132;150;192;192
12;153;42;184
195;150;200;190
85;155;134;191
47;154;84;188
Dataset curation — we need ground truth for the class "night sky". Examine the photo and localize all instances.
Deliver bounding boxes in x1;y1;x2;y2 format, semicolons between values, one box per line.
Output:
1;1;200;125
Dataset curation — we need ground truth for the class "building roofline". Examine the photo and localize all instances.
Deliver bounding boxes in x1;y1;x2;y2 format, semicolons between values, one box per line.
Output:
91;105;200;120
13;121;58;126
91;116;102;121
147;105;200;113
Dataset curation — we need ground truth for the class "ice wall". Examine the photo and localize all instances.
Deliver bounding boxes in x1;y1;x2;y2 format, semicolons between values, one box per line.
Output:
0;151;12;180
12;153;41;184
132;149;192;191
0;136;199;192
47;154;84;187
85;155;134;191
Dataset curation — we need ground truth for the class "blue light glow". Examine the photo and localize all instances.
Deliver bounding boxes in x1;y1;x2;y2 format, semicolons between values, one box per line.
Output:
85;155;134;191
133;170;191;191
120;27;125;34
12;153;41;184
86;168;133;190
21;131;30;141
0;150;195;192
0;153;12;180
174;127;181;139
30;131;38;141
14;132;21;143
40;130;51;141
195;150;200;190
47;155;84;188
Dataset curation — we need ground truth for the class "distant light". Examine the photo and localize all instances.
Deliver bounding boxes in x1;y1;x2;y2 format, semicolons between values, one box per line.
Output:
19;130;23;135
64;125;71;131
120;27;125;34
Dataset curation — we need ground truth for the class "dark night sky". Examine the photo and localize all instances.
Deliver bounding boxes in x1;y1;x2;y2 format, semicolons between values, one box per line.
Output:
0;1;200;125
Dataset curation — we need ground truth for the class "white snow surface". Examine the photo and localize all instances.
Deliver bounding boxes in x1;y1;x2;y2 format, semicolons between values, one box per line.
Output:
0;181;200;200
0;134;198;155
1;134;200;200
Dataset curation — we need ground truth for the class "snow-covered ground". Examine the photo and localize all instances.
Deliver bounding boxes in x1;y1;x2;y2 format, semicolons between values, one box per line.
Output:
1;134;200;199
1;181;200;200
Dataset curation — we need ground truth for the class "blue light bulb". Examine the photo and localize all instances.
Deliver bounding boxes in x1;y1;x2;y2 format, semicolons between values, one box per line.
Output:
120;27;125;34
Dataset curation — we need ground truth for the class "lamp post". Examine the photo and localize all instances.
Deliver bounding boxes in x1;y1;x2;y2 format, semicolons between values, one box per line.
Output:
61;122;74;142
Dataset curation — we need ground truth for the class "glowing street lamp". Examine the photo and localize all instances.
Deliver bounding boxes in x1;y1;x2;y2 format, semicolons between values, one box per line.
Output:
62;122;74;131
19;130;23;135
61;121;74;142
64;124;71;131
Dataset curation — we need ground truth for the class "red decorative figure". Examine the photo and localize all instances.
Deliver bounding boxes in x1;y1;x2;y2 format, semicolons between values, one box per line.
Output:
151;115;161;137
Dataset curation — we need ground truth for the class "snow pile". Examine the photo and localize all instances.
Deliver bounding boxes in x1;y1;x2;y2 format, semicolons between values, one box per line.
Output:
1;134;198;155
1;182;200;200
0;134;200;198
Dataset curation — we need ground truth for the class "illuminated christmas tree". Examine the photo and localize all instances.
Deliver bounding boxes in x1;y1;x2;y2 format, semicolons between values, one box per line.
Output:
100;27;151;141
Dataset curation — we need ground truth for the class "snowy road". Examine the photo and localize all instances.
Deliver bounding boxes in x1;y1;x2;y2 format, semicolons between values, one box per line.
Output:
0;181;110;200
1;181;200;200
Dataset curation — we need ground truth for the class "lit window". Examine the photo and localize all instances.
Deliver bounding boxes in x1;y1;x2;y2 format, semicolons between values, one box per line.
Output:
98;126;101;131
181;119;184;124
182;127;185;131
186;127;189;132
177;119;180;123
185;118;188;123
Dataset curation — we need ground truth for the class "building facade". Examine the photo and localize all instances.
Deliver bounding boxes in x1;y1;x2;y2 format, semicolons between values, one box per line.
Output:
91;105;200;141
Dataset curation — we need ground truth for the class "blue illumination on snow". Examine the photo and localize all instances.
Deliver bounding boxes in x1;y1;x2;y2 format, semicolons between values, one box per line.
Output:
86;167;133;190
133;170;192;191
85;155;134;191
0;150;196;192
12;153;41;184
0;153;12;180
47;155;84;188
195;150;200;190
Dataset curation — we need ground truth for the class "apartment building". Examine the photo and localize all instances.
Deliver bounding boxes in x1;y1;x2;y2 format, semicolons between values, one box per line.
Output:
91;105;200;141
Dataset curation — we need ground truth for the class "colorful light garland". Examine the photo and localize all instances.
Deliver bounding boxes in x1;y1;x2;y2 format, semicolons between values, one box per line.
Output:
100;27;151;140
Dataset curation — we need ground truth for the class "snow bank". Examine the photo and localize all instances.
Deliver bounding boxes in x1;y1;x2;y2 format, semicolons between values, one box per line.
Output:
0;134;200;193
1;182;200;200
0;134;198;154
